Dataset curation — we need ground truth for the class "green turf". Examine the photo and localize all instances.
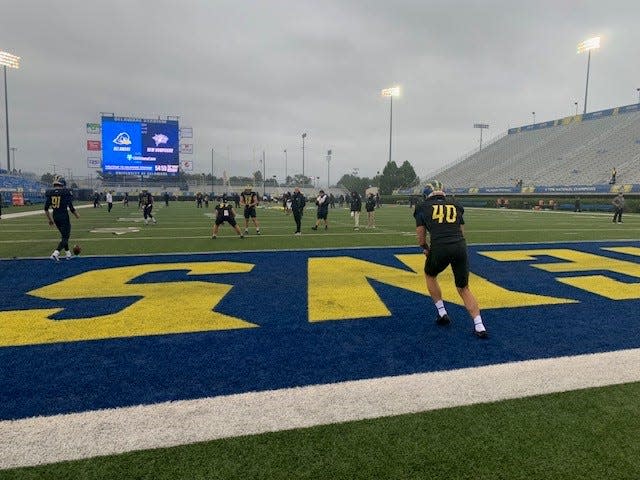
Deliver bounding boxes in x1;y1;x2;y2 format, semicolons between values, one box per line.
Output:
0;202;638;258
1;203;639;478
2;382;639;480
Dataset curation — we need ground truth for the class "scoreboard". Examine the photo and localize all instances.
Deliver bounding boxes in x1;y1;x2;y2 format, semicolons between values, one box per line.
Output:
101;116;180;175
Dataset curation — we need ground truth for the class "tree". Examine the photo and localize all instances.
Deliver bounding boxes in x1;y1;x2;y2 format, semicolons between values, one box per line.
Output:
41;172;55;185
336;174;372;195
291;174;312;186
397;161;419;188
253;170;263;184
377;160;419;194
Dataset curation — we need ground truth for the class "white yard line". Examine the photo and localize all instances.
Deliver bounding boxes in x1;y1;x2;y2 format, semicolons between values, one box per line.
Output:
1;347;639;469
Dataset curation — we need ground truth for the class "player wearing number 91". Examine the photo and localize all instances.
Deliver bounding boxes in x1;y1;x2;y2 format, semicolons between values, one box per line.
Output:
413;180;487;338
44;177;80;261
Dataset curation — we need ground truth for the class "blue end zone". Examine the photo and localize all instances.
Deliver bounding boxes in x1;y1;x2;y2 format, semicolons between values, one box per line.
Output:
1;241;639;420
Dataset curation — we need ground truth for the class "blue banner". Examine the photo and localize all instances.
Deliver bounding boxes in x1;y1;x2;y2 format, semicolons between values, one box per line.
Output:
508;102;640;134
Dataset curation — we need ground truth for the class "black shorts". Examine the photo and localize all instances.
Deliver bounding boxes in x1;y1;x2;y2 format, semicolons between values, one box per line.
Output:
317;211;328;220
244;207;256;219
215;217;237;227
424;240;469;288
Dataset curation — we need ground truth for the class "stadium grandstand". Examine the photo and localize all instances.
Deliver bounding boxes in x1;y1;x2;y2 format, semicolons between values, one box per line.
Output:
0;172;47;205
429;103;640;191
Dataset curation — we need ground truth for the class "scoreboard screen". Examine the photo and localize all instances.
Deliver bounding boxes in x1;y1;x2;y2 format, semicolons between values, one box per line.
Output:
101;116;180;175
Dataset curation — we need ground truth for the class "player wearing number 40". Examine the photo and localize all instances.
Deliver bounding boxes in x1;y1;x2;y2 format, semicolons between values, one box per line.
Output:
413;180;488;338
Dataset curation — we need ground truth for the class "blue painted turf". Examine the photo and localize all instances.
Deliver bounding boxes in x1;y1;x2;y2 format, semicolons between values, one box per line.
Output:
1;241;639;420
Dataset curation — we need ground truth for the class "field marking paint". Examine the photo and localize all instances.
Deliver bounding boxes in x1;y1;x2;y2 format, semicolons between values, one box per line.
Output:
1;348;639;469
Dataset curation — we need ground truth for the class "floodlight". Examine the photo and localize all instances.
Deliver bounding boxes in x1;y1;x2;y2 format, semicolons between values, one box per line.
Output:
577;36;601;113
577;36;600;54
381;86;400;97
0;51;20;69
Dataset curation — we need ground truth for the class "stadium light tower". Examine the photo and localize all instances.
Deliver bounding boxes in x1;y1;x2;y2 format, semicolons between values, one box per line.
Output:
211;147;219;200
1;50;20;172
577;36;600;114
636;88;640;104
532;111;536;124
283;149;287;184
381;86;400;164
473;123;489;150
301;133;307;179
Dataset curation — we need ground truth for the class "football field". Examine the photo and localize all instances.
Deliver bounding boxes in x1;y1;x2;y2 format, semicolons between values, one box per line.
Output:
1;201;639;479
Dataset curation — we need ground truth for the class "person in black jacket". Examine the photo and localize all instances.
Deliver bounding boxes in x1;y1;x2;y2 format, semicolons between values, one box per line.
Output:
291;187;306;235
44;177;80;261
349;191;362;230
414;180;487;338
365;193;376;228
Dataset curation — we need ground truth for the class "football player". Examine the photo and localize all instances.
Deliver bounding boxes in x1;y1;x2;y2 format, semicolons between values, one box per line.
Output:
240;186;261;235
414;180;487;338
44;177;80;261
311;190;329;230
211;197;244;239
140;189;157;225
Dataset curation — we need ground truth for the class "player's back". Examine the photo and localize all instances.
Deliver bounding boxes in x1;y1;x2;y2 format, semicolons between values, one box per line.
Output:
416;195;464;244
45;187;74;215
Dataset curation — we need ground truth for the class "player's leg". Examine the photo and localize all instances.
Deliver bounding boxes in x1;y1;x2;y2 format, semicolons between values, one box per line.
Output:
243;210;250;233
294;211;302;234
354;211;360;230
57;218;72;259
451;244;487;338
424;246;451;325
252;212;261;234
148;205;156;224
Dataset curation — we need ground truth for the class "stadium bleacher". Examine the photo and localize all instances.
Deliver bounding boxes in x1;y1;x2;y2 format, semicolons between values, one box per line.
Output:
433;103;640;189
0;174;47;205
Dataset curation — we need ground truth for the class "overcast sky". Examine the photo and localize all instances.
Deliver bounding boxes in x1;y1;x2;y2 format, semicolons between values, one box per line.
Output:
1;0;639;183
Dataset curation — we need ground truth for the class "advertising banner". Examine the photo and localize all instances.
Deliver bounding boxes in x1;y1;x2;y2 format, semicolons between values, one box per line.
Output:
180;127;193;138
180;160;194;171
87;140;101;151
87;157;101;169
86;123;101;134
179;144;194;154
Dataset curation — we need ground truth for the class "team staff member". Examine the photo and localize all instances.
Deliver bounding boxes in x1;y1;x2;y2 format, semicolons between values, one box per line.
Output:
612;192;624;223
211;198;244;239
240;186;261;235
365;193;376;228
140;189;157;225
350;191;362;230
106;191;113;212
291;187;306;235
414;180;487;338
312;190;329;230
44;177;80;261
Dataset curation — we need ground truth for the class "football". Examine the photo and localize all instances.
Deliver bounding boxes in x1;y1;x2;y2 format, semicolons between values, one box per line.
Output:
72;244;81;255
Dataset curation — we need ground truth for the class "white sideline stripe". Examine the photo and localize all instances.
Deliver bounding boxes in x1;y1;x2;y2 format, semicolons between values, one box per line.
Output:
1;348;640;469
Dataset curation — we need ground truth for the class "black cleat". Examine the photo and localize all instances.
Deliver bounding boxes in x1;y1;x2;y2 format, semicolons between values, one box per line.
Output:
311;226;318;230
474;328;489;339
436;314;451;326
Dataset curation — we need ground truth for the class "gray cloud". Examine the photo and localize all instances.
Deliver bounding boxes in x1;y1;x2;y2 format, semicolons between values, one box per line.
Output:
1;0;639;183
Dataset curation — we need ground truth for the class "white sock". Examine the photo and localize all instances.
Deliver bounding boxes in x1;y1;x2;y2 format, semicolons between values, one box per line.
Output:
435;300;447;317
474;315;486;332
52;250;60;257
